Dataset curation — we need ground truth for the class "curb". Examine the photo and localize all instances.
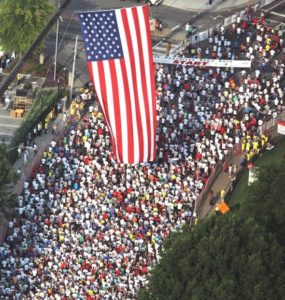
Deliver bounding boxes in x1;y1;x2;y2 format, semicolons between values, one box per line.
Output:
162;0;260;14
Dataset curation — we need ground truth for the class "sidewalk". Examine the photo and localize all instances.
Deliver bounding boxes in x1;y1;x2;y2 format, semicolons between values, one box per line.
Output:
198;154;243;219
163;0;260;12
13;114;64;194
152;0;262;54
0;113;64;244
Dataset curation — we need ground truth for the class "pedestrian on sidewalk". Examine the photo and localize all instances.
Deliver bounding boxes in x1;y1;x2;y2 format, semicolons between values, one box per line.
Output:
44;119;49;134
222;162;228;173
50;139;57;151
209;190;215;206
17;143;25;158
16;167;21;176
23;151;28;166
155;20;160;32
228;163;233;179
17;146;22;158
33;142;37;155
215;203;220;216
4;95;10;111
27;132;32;146
220;189;225;201
37;122;42;136
33;127;38;138
185;22;192;39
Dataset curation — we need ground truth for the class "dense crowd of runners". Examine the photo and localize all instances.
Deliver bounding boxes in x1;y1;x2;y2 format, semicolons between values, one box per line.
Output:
0;12;284;300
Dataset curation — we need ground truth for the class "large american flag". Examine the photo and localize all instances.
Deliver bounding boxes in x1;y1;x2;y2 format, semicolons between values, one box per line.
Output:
78;6;157;164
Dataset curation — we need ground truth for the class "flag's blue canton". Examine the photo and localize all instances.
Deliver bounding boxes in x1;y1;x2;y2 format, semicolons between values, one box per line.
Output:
79;11;124;62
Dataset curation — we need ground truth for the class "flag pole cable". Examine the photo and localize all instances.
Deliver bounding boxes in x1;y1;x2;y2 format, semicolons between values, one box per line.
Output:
53;0;61;81
69;35;78;101
39;10;77;90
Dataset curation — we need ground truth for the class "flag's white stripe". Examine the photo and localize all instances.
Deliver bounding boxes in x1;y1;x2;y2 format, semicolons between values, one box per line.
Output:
92;62;116;156
137;7;154;161
126;8;148;162
103;60;120;160
116;9;139;163
114;59;128;163
92;62;108;123
91;62;104;113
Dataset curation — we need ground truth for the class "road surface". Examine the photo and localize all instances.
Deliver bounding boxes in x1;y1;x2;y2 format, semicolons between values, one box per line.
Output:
45;0;255;86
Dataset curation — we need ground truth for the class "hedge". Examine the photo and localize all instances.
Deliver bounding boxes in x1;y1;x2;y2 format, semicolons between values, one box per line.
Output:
6;87;65;162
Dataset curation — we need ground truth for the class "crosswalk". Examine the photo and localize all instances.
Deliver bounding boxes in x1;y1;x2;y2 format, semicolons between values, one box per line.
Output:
152;38;182;57
152;24;199;57
262;0;285;24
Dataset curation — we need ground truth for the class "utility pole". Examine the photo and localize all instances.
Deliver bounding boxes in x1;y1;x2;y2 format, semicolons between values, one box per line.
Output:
69;35;78;102
53;0;61;81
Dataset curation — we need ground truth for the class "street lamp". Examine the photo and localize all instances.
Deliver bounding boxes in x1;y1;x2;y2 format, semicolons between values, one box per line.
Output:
54;0;61;81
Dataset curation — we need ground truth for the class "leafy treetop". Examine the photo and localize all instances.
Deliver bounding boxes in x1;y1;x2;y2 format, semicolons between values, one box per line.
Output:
0;0;54;54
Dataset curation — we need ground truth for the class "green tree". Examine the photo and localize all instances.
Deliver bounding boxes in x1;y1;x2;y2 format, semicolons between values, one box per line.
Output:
241;161;285;246
140;215;285;300
0;147;17;218
139;160;285;300
0;0;54;55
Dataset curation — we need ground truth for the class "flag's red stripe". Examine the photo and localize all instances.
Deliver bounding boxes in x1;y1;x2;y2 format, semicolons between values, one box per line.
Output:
142;5;157;160
87;62;97;100
97;61;117;158
88;62;106;123
131;7;151;162
120;59;134;163
109;60;123;162
121;8;144;163
88;62;115;158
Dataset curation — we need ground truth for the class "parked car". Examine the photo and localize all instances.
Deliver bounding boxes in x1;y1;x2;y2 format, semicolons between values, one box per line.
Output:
129;0;163;6
146;0;163;5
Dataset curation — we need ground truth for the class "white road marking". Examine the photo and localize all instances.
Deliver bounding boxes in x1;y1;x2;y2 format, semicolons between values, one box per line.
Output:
0;114;23;120
270;11;285;18
263;0;285;12
0;123;20;128
171;25;179;31
0;132;14;136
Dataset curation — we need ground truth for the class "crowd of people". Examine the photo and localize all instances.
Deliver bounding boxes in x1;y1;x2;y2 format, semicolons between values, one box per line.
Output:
0;12;285;300
0;51;14;72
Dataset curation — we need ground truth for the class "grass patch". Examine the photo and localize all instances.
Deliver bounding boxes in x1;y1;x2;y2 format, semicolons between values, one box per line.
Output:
229;138;285;208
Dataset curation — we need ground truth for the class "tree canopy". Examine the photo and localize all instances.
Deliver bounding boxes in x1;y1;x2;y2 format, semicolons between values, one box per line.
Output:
139;161;285;300
241;162;285;246
0;147;17;216
0;0;54;54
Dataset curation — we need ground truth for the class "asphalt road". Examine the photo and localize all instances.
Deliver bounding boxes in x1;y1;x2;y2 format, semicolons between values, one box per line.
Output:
263;0;285;25
0;107;22;144
46;0;192;85
45;0;252;86
2;0;284;147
